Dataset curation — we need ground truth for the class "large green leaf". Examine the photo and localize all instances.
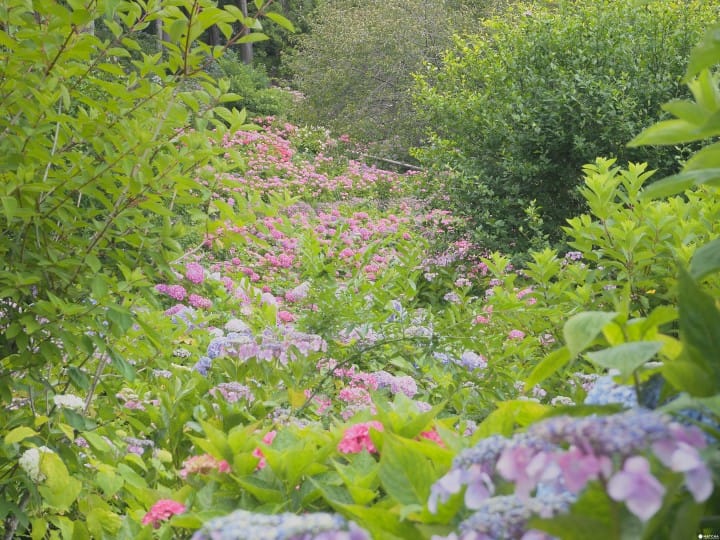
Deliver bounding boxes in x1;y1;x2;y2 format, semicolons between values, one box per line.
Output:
378;434;435;507
690;238;720;281
585;341;664;380
686;24;720;80
563;311;618;358
678;268;720;389
525;346;572;389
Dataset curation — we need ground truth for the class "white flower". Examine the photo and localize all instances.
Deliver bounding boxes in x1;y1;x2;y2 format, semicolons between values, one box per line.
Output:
53;394;85;411
19;446;53;483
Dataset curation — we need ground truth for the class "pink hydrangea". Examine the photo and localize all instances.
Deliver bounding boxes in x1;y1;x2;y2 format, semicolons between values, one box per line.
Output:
253;430;277;470
185;262;205;284
141;499;186;528
277;310;295;323
338;421;384;454
508;329;526;340
179;454;231;479
419;428;446;448
607;456;666;522
189;294;212;309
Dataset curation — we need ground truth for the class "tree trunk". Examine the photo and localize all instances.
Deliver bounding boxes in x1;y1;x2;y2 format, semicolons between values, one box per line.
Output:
237;0;253;64
156;19;171;52
208;24;221;46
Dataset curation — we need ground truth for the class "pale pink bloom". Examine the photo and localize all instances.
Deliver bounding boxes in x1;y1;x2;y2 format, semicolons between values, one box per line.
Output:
179;454;231;479
496;446;558;498
508;329;526;340
652;426;713;503
555;447;611;493
338;421;384;454
141;499;186;528
607;456;665;521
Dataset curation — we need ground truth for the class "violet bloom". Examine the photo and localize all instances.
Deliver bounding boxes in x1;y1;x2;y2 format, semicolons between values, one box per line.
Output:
652;423;713;503
496;446;558;498
554;447;611;493
185;262;205;284
607;456;665;522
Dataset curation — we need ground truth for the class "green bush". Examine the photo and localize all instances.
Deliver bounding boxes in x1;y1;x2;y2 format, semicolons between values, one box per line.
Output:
217;52;293;117
285;0;472;160
0;0;274;535
412;0;720;253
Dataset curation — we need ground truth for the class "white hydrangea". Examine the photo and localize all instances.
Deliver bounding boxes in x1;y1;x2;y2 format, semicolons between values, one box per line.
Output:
53;393;85;411
19;446;53;483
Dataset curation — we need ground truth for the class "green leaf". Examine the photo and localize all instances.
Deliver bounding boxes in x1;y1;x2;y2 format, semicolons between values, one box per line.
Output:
641;168;720;199
38;452;82;511
678;268;720;386
686;24;720;80
585;341;664;380
662;356;718;397
265;12;295;32
690;238;720;281
525;347;572;389
563;311;618;358
4;426;39;445
1;197;18;220
378;434;434;506
236;32;269;44
81;431;111;453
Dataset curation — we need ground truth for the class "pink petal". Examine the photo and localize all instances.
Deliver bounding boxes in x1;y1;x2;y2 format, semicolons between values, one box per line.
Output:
607;471;634;501
685;466;714;502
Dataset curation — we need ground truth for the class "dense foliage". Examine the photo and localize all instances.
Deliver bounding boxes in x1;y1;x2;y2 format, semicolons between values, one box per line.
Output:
285;0;471;160
412;0;719;252
2;1;720;539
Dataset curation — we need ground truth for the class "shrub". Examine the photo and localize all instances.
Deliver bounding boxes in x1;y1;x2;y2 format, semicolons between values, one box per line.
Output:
217;52;293;116
412;0;719;253
0;0;279;535
285;0;471;160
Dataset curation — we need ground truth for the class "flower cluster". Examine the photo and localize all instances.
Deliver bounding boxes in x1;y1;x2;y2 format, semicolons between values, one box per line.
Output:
209;382;255;404
142;499;186;528
429;409;713;536
179;453;231;479
337;421;384;454
19;446;54;483
53;393;85;411
191;509;370;540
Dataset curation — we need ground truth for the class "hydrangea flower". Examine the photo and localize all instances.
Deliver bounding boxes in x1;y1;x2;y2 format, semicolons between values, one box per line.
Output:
180;454;231;479
53;393;85;411
141;499;186;528
607;456;665;522
338;421;384;454
19;446;54;483
191;509;370;540
185;262;205;284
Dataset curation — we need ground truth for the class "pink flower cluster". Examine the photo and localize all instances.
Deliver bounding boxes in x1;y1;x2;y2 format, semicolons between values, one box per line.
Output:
338;421;384;454
179;453;231;479
185;262;205;284
429;410;713;525
253;430;277;470
142;499;186;528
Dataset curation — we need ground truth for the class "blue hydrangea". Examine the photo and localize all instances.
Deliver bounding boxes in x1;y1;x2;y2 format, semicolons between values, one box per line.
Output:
191;509;370;540
584;374;638;409
193;356;212;376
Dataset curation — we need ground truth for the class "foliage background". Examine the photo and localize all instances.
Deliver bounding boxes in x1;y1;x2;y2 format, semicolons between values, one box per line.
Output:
412;0;720;253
